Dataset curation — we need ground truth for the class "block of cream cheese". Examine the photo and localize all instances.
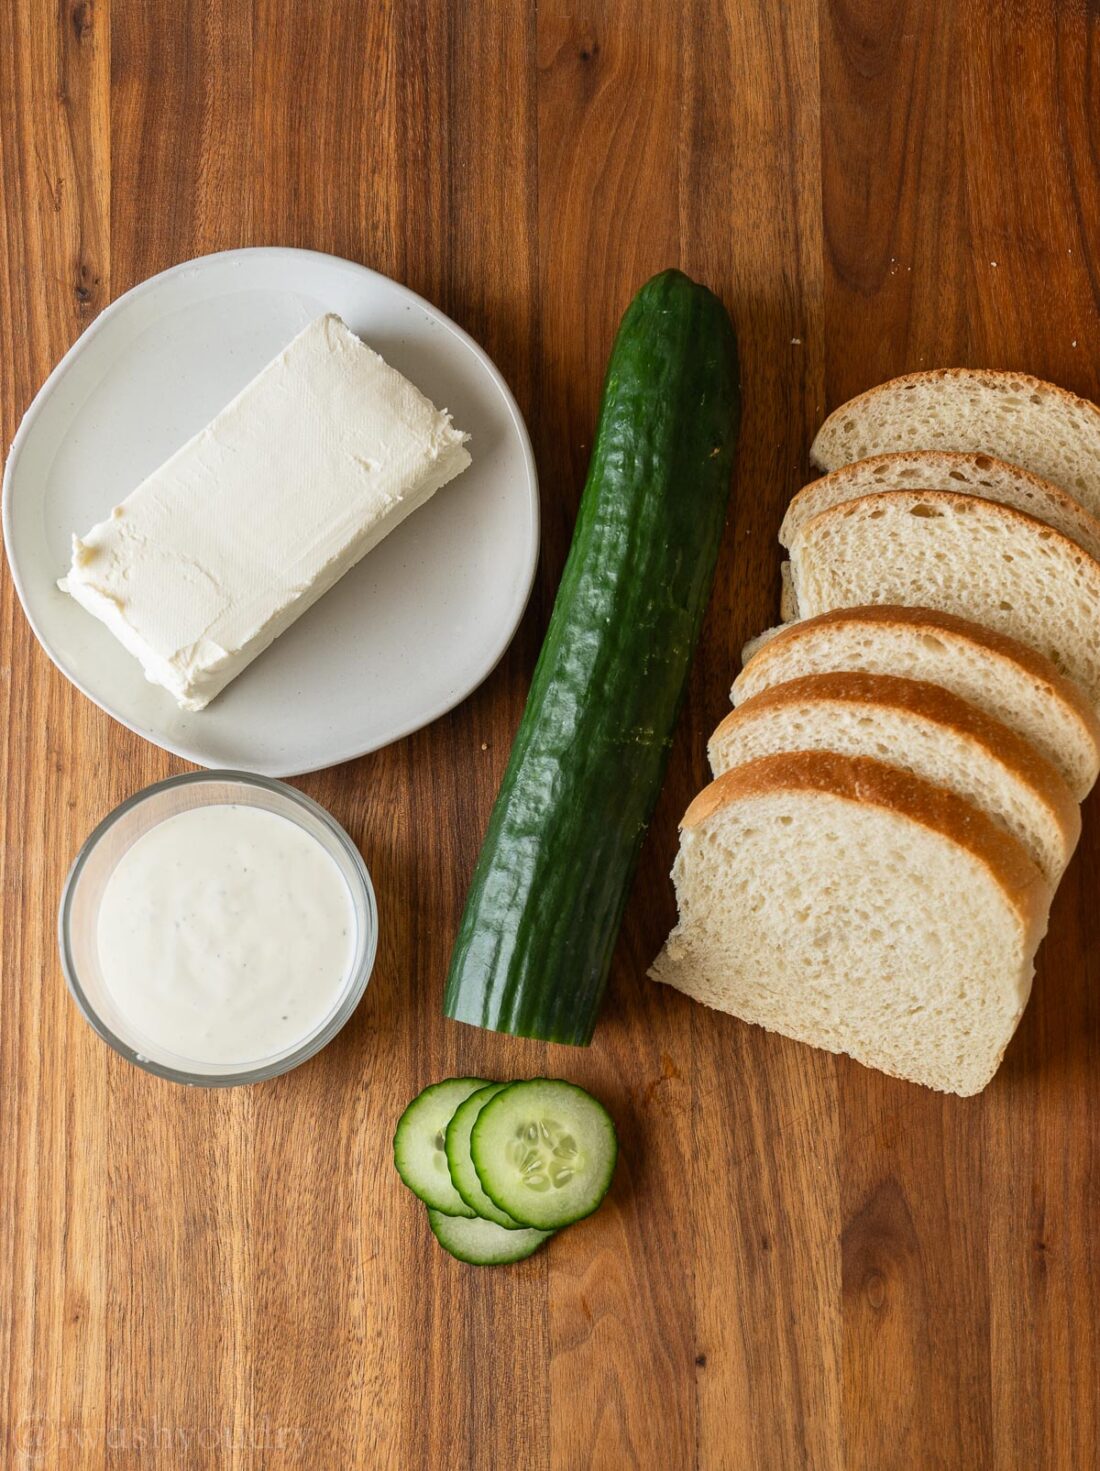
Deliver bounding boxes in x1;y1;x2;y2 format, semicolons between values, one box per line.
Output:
59;314;471;710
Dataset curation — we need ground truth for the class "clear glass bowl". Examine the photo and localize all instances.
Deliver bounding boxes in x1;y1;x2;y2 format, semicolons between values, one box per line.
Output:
58;770;377;1087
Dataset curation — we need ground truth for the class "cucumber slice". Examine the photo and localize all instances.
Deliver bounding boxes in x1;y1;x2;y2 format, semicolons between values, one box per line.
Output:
427;1208;553;1265
470;1079;618;1231
393;1078;488;1216
445;1084;527;1229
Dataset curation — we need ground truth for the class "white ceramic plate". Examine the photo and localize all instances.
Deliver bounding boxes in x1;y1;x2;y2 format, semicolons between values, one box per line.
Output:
3;247;539;776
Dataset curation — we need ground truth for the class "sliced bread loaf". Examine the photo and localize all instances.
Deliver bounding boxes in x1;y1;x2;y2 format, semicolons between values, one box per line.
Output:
732;607;1100;799
787;490;1100;710
809;369;1100;515
708;671;1079;883
781;451;1100;562
649;751;1052;1096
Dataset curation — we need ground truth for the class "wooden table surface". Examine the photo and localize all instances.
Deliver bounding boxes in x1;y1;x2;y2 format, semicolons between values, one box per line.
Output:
2;2;1099;1466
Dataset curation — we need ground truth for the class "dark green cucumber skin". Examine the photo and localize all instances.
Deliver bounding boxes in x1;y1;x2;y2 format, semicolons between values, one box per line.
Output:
444;269;740;1044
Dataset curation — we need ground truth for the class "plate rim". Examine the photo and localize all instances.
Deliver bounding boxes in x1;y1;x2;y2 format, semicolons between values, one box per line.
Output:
2;245;540;776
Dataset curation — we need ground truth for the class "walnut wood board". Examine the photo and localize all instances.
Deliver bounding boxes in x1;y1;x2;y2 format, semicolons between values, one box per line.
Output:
1;1;1098;1466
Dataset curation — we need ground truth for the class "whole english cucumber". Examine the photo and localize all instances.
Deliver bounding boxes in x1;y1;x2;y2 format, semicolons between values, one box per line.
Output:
444;269;740;1044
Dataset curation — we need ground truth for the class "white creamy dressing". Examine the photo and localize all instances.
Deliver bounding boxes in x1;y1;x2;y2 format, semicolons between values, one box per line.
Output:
96;804;356;1066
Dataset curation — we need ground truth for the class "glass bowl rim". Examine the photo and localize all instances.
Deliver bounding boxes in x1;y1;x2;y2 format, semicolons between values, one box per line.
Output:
58;768;378;1088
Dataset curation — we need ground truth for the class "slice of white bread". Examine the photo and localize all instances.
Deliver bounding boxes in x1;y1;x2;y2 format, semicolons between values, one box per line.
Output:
809;369;1100;516
708;672;1079;883
779;560;798;621
787;490;1100;711
742;621;784;666
732;607;1100;799
781;451;1100;562
649;751;1052;1096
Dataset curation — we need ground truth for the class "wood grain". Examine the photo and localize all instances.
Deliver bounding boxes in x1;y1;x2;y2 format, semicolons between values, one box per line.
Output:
1;0;1098;1466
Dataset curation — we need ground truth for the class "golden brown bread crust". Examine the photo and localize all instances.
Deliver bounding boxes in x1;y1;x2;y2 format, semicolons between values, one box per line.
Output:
810;368;1100;470
782;450;1100;560
681;751;1052;942
709;670;1081;858
736;604;1100;750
